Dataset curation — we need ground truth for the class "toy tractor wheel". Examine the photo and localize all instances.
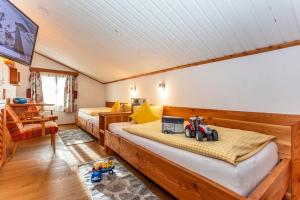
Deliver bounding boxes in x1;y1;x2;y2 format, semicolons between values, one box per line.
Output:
207;132;213;141
185;127;192;138
195;131;204;141
212;130;219;141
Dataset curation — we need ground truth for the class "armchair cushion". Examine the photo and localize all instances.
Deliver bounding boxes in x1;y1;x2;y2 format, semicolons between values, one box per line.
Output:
6;105;23;137
11;121;58;141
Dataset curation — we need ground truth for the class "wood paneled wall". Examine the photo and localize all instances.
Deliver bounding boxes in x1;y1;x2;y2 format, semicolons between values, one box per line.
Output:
105;102;128;108
163;106;300;126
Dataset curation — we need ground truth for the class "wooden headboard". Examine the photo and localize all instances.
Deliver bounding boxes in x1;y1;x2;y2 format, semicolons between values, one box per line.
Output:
105;101;127;108
164;106;300;158
163;105;300;199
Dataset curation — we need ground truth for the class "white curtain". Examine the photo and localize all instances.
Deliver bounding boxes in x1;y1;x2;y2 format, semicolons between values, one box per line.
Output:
41;72;67;111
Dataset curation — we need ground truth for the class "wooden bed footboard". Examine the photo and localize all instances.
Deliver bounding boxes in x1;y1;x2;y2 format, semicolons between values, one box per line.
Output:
99;112;131;132
99;112;131;152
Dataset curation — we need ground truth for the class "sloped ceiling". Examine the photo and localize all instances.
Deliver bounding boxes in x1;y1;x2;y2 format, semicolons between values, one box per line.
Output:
11;0;300;83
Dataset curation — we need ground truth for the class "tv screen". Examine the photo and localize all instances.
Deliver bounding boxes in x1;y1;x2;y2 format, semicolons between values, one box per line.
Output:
0;0;38;66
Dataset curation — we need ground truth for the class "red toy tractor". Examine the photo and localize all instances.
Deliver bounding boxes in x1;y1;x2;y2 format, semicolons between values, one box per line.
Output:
185;116;219;141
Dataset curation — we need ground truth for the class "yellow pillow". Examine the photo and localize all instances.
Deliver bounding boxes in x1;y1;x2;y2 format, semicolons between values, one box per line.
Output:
133;105;163;118
149;105;163;118
130;103;160;124
111;101;121;112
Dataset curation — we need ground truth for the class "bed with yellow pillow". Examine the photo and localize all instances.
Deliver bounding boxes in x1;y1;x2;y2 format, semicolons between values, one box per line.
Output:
76;101;132;139
106;103;278;197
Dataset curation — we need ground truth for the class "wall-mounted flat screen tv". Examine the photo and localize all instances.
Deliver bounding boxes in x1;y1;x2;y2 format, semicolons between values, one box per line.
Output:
0;0;38;66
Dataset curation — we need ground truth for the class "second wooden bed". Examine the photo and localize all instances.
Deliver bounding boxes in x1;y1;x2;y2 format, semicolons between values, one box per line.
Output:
102;103;300;200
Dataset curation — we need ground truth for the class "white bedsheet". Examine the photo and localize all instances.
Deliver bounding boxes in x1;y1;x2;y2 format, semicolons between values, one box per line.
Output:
77;111;99;125
108;122;278;197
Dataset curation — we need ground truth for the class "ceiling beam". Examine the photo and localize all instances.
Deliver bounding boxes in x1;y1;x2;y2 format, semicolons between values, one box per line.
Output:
104;40;300;84
30;67;79;76
34;51;104;84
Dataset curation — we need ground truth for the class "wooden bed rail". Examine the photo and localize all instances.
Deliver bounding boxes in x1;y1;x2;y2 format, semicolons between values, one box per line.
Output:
248;158;291;200
291;122;300;200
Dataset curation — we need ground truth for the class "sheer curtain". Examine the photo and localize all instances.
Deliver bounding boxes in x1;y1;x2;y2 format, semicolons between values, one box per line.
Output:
41;73;67;111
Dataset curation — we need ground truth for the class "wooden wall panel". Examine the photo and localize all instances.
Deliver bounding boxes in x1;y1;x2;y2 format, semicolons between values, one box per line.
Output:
105;102;115;108
105;101;128;108
163;106;300;126
163;106;297;159
205;117;291;141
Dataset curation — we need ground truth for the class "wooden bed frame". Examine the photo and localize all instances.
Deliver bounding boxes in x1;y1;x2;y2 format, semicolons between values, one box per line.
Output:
103;102;300;200
75;102;129;140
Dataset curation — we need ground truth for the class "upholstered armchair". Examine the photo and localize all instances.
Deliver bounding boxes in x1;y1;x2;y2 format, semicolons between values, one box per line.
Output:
5;105;58;157
22;101;58;121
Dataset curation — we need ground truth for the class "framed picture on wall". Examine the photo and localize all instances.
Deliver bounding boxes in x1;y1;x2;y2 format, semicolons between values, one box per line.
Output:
131;98;146;107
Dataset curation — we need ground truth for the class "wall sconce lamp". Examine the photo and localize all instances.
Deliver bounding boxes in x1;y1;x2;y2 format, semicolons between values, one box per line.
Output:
159;82;166;91
159;81;166;99
130;83;137;98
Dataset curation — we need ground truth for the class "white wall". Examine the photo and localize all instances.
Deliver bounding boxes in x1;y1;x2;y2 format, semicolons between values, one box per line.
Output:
106;45;300;115
0;58;16;99
16;53;105;124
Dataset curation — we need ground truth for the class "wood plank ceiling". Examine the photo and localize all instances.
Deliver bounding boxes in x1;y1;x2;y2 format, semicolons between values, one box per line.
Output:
11;0;300;83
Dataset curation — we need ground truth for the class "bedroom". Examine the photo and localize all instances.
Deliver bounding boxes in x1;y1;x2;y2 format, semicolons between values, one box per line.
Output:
0;0;299;199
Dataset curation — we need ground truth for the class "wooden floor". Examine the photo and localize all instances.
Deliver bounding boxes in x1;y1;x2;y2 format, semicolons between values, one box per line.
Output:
0;125;174;200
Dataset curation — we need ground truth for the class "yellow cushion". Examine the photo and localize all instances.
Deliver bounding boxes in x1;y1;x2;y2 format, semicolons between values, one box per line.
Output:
149;105;163;118
130;103;160;124
133;105;163;118
111;101;121;112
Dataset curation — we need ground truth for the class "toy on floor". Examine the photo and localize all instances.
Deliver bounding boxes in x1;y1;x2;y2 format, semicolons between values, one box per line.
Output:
91;159;115;183
185;116;219;141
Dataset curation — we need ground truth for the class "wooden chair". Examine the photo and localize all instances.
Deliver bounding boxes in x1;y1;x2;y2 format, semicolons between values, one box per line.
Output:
5;105;58;157
24;101;58;121
0;109;6;168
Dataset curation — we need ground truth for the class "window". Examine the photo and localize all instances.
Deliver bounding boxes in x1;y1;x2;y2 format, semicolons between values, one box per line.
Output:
41;73;66;111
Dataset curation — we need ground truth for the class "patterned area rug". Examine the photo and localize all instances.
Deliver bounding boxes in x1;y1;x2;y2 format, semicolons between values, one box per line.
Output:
78;157;159;200
58;128;96;145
